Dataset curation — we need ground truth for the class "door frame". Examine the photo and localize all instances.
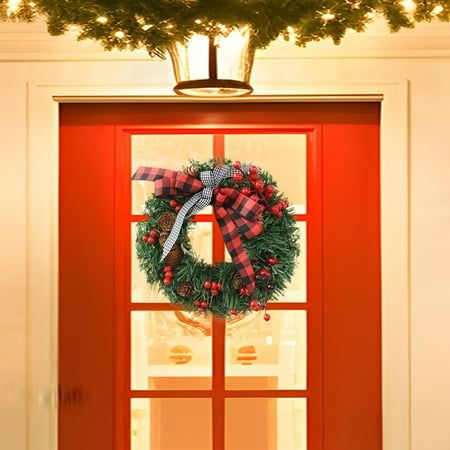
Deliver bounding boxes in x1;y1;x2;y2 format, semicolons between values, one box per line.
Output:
26;82;410;450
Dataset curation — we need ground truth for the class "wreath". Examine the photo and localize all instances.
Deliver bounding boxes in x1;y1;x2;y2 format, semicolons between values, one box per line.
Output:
133;159;300;319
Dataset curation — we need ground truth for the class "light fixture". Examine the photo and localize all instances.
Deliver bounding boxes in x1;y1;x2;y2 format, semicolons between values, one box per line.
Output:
168;27;255;97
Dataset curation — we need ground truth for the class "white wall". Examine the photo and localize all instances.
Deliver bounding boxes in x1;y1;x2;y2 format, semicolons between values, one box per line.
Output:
0;20;449;450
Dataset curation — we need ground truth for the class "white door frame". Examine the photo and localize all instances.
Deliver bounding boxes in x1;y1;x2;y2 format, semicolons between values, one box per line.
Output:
27;82;410;450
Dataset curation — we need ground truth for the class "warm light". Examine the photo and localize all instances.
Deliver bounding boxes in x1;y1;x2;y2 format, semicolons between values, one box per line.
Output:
28;1;36;6
432;5;444;15
195;19;202;24
322;11;336;22
114;31;125;39
401;0;417;13
142;24;153;31
166;23;174;30
168;26;254;97
265;336;273;346
6;0;22;15
96;16;108;24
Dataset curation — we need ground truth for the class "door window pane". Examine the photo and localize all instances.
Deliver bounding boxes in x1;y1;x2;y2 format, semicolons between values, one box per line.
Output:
225;398;307;450
131;222;212;303
132;398;212;450
225;310;307;390
224;222;306;303
225;134;307;213
132;311;212;390
132;134;213;215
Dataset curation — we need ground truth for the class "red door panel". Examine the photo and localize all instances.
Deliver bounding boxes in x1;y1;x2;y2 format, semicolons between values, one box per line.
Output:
59;102;381;450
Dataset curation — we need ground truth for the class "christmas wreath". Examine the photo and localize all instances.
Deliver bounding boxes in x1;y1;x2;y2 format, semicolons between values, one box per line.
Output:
132;159;300;319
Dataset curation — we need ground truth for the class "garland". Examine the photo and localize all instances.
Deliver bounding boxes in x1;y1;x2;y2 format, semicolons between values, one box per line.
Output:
133;159;300;318
1;1;448;59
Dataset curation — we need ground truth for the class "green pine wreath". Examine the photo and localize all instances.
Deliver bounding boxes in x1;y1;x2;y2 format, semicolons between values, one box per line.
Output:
135;159;300;319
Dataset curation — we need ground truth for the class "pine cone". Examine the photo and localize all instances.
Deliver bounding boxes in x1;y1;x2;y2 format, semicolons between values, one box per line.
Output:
231;273;243;290
183;165;199;178
164;244;184;266
159;231;169;246
176;281;194;297
158;211;176;232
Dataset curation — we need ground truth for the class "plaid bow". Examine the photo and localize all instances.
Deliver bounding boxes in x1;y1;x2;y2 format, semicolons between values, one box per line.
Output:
132;165;264;293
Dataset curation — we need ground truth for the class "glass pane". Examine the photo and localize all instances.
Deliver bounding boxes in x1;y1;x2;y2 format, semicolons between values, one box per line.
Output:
131;134;213;215
131;222;213;303
225;398;307;450
132;398;212;450
224;222;306;302
224;134;307;213
131;311;213;390
225;310;307;390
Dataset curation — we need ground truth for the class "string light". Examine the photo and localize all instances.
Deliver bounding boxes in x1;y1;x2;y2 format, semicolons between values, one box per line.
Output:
96;16;108;24
322;11;336;22
114;31;125;39
400;0;417;13
194;19;202;24
142;24;153;31
28;1;36;6
6;0;22;15
432;5;444;15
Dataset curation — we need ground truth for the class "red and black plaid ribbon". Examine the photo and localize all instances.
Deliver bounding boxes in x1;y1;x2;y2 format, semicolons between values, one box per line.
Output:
132;166;264;293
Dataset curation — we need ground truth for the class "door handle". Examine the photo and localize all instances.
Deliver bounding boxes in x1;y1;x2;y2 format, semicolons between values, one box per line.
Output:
58;386;83;408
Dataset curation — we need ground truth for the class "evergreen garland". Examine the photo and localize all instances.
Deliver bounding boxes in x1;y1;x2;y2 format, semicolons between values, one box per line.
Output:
135;159;300;318
1;1;448;58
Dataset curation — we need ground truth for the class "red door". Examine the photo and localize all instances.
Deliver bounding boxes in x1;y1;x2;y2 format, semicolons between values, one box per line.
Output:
59;102;381;450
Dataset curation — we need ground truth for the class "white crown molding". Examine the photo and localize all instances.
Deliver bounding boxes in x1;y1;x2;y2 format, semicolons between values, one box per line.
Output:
0;19;449;61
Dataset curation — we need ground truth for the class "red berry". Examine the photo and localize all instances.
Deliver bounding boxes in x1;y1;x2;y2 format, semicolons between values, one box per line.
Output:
255;304;263;311
266;184;275;194
148;237;156;244
232;161;241;169
169;199;178;208
203;280;212;289
232;173;243;183
165;271;173;279
255;180;264;192
211;289;219;296
250;173;260;182
239;287;249;296
250;194;259;203
163;277;172;286
265;192;273;199
142;235;149;242
241;187;251;196
271;205;280;215
250;299;259;309
211;281;218;290
200;301;209;308
193;300;201;306
150;229;159;237
267;257;279;266
217;282;223;290
258;269;271;278
175;205;181;212
249;165;258;175
163;265;172;273
277;211;283;218
197;308;205;314
264;313;271;321
229;309;238;316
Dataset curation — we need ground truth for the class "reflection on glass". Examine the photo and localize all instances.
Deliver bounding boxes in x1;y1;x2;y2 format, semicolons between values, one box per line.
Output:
225;134;307;213
131;222;213;303
225;311;307;390
283;222;306;302
131;134;213;215
224;222;306;301
225;398;307;450
132;398;212;450
131;311;212;390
